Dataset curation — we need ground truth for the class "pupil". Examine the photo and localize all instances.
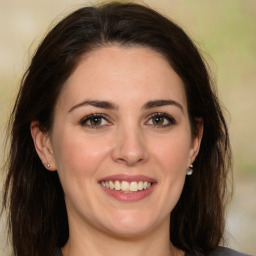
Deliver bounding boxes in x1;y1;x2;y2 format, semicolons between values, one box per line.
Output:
91;117;101;125
153;116;163;125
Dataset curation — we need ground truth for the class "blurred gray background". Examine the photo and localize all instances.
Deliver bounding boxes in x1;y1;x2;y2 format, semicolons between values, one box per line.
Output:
1;0;255;255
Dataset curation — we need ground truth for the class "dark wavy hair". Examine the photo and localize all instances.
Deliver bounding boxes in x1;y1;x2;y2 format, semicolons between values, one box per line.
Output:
2;2;232;256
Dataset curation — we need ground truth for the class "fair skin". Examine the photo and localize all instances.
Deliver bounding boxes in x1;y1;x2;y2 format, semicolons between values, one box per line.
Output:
31;46;203;256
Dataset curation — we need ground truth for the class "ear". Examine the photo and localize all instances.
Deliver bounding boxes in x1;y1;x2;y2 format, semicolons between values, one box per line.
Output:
188;118;204;166
30;121;57;171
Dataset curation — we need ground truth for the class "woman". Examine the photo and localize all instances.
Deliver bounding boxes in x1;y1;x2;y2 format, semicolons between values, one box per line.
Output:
2;2;250;256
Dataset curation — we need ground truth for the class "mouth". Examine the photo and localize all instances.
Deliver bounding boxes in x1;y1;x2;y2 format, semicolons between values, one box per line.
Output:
100;180;152;193
98;175;157;202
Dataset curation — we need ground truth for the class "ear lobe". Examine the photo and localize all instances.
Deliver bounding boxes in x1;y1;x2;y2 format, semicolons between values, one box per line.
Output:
30;121;57;171
188;119;204;165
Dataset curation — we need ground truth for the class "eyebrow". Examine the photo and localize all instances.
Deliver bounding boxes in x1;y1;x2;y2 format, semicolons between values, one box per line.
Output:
142;99;184;113
68;100;119;112
68;99;183;113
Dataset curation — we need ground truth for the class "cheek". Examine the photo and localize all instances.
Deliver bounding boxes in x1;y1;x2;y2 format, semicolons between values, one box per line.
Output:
52;128;111;180
51;129;114;213
151;131;192;173
146;132;191;218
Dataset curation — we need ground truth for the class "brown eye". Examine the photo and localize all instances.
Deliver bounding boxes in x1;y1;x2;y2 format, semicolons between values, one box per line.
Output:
80;114;110;128
89;117;102;126
152;116;165;125
147;113;176;127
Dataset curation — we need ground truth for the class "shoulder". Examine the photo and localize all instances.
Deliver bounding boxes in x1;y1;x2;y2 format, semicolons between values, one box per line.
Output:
208;247;253;256
186;247;254;256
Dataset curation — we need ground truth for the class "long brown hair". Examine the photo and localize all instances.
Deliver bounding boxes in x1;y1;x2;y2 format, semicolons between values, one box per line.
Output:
3;2;232;256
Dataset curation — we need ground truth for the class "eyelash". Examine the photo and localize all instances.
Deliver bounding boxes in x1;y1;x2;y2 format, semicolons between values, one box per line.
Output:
79;113;111;129
146;113;176;128
79;112;176;129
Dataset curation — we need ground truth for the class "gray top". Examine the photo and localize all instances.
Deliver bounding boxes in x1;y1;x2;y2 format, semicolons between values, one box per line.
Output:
186;247;253;256
54;246;253;256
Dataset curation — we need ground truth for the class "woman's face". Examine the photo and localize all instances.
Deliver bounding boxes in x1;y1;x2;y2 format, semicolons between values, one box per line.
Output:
43;46;202;238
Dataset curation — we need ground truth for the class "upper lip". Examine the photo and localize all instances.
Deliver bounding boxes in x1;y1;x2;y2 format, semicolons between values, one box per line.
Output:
99;174;157;183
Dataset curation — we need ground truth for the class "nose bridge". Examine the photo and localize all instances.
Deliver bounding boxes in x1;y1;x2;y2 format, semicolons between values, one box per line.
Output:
112;120;147;166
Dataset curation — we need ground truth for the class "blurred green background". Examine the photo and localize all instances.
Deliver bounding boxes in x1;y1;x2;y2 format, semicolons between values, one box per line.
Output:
0;0;255;255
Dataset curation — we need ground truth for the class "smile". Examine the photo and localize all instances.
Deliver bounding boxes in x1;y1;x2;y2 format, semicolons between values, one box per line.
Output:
99;175;156;201
100;180;152;193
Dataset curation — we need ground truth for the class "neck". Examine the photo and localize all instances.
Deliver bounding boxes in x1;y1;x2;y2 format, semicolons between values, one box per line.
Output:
62;217;184;256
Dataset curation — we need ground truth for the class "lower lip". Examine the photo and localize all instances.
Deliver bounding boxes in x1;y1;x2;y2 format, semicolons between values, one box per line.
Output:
100;183;156;202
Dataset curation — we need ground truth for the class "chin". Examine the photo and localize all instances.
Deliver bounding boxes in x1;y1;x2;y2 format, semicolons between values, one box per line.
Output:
108;224;153;238
102;211;161;238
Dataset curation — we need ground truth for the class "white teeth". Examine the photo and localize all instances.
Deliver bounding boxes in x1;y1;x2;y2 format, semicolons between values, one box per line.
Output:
130;181;138;192
114;181;121;190
109;181;115;189
138;181;144;190
121;181;130;192
101;180;152;192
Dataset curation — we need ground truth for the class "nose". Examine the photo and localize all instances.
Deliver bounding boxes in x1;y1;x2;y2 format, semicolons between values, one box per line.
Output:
111;125;148;167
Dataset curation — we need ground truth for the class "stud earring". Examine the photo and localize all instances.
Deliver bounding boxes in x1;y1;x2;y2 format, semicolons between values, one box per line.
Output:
186;164;193;175
46;164;50;168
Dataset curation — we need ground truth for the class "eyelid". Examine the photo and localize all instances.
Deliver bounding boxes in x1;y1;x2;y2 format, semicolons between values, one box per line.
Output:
146;112;176;127
79;113;112;128
78;112;176;129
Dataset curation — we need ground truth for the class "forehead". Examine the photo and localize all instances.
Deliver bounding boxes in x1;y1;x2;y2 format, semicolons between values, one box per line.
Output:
56;46;187;111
